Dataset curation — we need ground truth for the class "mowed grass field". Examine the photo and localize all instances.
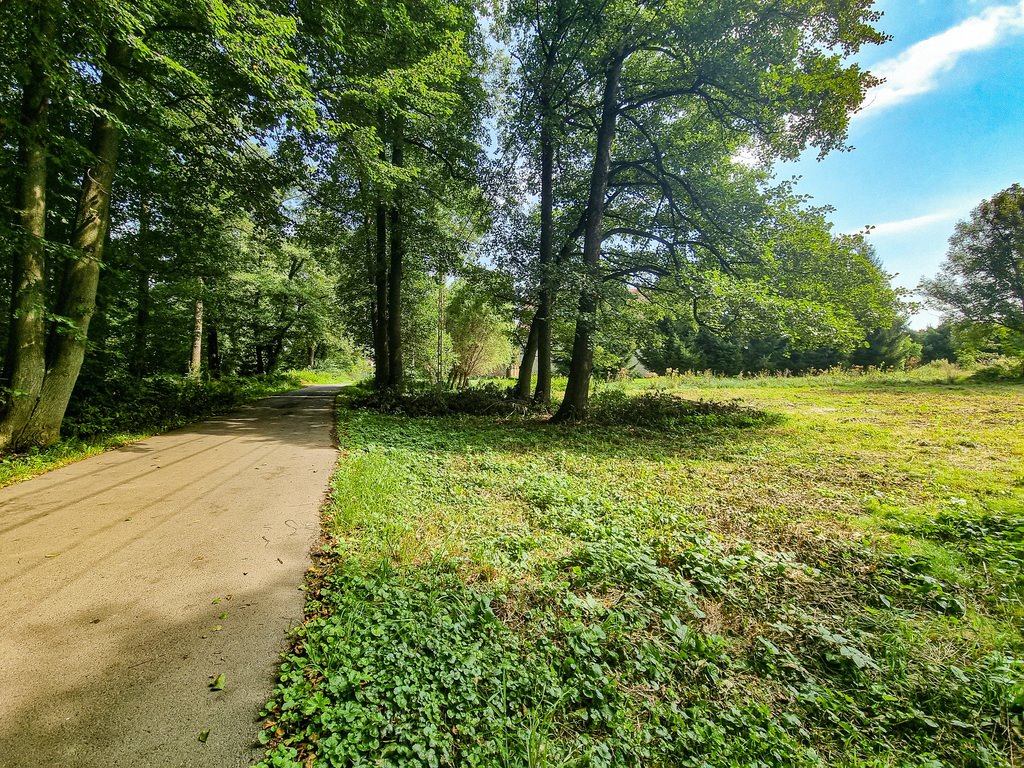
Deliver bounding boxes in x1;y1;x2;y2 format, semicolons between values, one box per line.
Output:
258;373;1024;768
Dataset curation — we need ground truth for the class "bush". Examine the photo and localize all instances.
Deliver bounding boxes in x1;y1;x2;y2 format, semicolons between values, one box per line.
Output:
588;389;781;430
347;382;532;418
970;356;1024;382
62;372;301;438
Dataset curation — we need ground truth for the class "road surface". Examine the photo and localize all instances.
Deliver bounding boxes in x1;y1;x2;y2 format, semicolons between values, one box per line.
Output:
0;385;340;767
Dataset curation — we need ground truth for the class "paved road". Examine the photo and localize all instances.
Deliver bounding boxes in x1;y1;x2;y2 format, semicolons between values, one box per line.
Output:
0;386;341;767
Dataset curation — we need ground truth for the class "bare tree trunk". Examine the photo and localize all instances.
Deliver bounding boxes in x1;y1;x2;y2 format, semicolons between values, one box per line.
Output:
0;14;51;452
131;192;151;378
386;123;404;391
189;284;203;379
207;323;221;379
308;344;316;368
553;54;623;423
436;275;445;385
514;311;539;400
534;117;555;406
373;199;389;388
15;40;127;447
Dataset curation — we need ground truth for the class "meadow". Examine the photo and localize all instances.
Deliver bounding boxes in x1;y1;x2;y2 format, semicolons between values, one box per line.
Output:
259;370;1024;767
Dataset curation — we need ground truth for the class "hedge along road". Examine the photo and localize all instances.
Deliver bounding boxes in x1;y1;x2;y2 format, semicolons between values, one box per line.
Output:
0;385;342;768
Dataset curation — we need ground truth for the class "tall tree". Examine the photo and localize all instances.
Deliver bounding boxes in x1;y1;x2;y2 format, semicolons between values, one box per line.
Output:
543;0;887;421
0;0;309;450
921;184;1024;346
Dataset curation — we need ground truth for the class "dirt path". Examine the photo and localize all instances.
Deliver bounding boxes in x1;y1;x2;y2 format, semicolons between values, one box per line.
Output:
0;385;341;768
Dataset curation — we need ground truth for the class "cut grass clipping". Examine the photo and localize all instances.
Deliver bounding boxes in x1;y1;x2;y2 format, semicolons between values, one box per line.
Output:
257;379;1023;768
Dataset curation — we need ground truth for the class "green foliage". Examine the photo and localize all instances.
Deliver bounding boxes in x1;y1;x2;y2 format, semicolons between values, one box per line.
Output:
588;389;781;431
258;377;1024;767
446;274;515;387
347;381;529;418
921;184;1024;343
62;373;302;439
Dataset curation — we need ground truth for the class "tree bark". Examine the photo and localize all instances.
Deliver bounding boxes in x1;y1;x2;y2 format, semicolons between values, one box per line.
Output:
552;54;624;423
386;123;404;391
436;275;446;385
514;311;539;400
207;323;221;378
11;39;127;448
189;288;203;379
26;89;125;443
373;199;390;388
534;112;555;406
131;193;151;378
0;14;51;452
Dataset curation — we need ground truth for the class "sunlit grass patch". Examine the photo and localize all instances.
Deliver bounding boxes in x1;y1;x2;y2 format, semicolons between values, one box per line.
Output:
260;376;1024;768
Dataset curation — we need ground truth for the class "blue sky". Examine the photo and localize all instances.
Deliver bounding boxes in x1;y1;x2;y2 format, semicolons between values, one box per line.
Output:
780;0;1024;327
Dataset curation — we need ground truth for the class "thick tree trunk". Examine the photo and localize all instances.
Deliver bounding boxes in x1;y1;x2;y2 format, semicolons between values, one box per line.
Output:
189;290;203;379
514;312;539;400
373;199;390;388
0;24;51;452
14;40;127;447
552;55;623;423
534;118;555;406
386;125;404;391
308;344;316;369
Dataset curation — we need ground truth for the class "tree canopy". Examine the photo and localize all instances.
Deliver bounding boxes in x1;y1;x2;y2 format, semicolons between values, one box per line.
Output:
921;184;1024;347
0;0;911;449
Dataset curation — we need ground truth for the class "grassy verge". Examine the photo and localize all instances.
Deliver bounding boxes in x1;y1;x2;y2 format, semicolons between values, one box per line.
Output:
0;371;324;488
258;376;1023;768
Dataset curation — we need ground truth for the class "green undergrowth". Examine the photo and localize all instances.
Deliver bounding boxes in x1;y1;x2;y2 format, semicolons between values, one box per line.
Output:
0;372;306;487
258;380;1024;768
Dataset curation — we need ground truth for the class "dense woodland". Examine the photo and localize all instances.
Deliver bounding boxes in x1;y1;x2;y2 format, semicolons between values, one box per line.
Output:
0;0;1014;452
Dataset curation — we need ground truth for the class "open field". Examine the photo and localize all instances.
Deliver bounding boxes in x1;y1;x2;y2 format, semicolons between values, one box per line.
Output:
259;374;1024;767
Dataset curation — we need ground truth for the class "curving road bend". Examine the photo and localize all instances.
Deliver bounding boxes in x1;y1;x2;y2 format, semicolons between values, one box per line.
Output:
0;385;341;768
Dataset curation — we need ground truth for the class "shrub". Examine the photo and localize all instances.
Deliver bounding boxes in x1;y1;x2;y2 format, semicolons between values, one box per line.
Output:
347;382;532;418
587;389;780;430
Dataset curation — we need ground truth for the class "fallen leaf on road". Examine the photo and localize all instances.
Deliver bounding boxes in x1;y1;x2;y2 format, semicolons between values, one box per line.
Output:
45;553;60;558
198;730;210;743
210;673;225;691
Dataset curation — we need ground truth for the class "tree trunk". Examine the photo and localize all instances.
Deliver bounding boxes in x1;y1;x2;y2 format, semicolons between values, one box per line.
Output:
534;115;555;406
552;54;623;423
308;344;316;369
0;18;51;452
131;194;151;378
373;199;390;388
386;124;404;391
436;275;446;385
189;289;203;379
514;311;539;400
207;323;221;379
15;40;127;447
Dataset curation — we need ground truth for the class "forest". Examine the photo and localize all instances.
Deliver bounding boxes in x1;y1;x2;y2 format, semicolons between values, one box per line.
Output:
0;0;938;452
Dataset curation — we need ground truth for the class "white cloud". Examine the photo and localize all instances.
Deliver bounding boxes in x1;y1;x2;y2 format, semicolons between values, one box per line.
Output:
862;1;1024;114
868;210;960;236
